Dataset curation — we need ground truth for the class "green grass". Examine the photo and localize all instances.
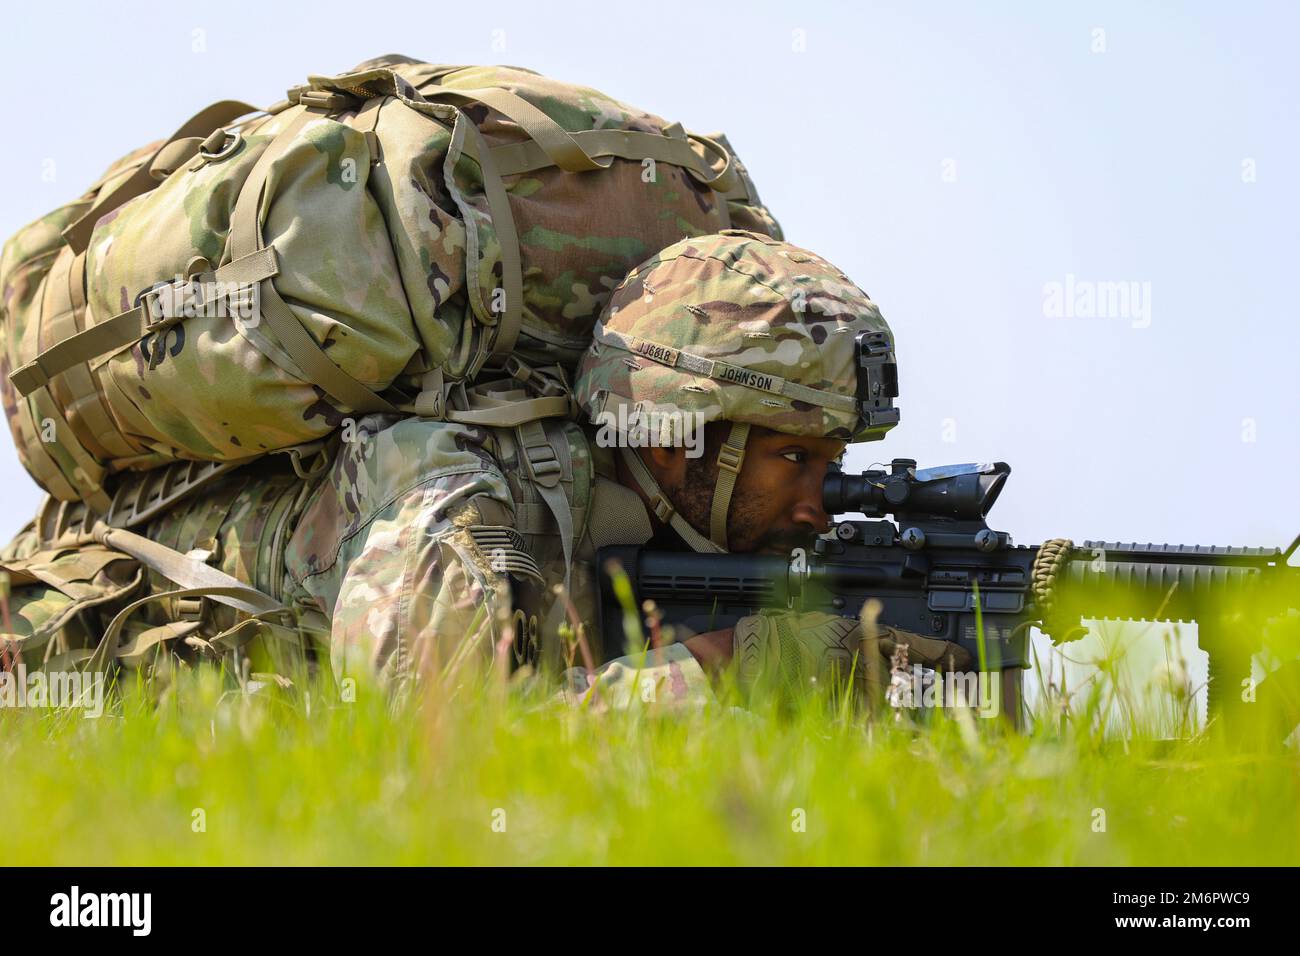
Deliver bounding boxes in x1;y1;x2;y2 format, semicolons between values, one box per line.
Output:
2;635;1298;866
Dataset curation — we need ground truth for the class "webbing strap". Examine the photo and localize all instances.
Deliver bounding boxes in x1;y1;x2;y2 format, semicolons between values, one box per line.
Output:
445;395;570;427
424;86;611;173
40;248;121;462
17;274;80;501
448;111;525;367
227;105;400;415
709;421;750;550
94;525;283;616
256;280;399;414
62;100;259;254
147;137;203;181
11;306;146;396
616;446;724;554
207;612;310;652
510;502;559;536
402;63;471;89
25;381;111;513
8;248;280;398
490;127;736;192
214;246;279;286
114;620;203;661
592;324;860;414
516;420;575;592
90;584;285;673
62;249;137;460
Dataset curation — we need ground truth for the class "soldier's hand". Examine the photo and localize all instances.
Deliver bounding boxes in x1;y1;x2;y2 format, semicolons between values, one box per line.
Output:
875;624;973;672
730;609;973;704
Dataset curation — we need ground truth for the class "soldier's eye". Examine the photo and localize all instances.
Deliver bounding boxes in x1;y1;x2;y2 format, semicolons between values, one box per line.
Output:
782;450;807;464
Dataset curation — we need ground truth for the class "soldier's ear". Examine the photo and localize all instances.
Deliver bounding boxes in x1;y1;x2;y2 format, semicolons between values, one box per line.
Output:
645;444;686;484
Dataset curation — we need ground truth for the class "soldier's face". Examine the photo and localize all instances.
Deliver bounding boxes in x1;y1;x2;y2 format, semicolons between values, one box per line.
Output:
647;424;845;554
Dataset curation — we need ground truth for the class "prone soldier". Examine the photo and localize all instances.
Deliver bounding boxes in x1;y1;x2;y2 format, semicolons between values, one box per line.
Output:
1;231;969;708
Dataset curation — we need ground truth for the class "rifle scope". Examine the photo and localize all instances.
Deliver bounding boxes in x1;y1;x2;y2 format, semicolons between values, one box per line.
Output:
823;459;1010;521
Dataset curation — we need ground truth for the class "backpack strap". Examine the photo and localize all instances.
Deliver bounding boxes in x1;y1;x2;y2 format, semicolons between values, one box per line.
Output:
445;395;571;427
62;100;260;254
88;584;288;673
489;127;737;192
86;524;291;672
441;105;524;369
428;357;574;427
509;420;575;594
41;247;139;462
8;248;280;399
23;377;112;512
93;526;283;613
423;86;612;173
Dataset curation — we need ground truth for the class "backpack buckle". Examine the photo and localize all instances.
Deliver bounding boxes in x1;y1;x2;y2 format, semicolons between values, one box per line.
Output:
138;282;182;331
296;89;357;112
174;596;205;622
516;422;562;489
198;127;243;162
524;442;562;482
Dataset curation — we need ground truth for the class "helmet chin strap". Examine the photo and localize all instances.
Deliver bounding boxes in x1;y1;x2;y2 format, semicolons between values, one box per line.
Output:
708;421;750;549
617;421;751;554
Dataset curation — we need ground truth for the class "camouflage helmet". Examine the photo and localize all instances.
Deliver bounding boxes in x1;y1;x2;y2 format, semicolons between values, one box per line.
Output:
575;229;900;553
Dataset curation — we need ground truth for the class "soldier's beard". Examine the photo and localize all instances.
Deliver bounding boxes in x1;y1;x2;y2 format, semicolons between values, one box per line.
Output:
670;459;814;555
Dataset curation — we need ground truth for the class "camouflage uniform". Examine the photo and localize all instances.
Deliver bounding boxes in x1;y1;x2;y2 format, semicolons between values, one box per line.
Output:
278;411;712;706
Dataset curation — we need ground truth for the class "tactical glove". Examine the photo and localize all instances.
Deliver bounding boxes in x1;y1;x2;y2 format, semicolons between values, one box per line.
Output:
731;609;974;703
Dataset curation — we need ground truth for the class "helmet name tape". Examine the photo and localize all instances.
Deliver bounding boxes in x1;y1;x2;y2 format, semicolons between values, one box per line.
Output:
716;366;777;391
593;324;859;414
631;340;681;366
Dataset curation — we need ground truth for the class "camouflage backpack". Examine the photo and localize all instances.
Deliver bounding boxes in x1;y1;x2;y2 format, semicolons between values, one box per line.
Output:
0;415;601;679
0;452;331;676
0;54;780;513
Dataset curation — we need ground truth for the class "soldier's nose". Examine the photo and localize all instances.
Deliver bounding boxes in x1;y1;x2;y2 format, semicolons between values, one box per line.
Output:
793;499;829;535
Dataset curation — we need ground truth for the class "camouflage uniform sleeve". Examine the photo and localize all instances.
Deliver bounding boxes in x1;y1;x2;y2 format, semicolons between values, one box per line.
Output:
283;414;514;693
557;642;714;712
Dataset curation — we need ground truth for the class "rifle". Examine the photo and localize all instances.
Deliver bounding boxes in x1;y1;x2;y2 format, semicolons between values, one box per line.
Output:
596;459;1299;728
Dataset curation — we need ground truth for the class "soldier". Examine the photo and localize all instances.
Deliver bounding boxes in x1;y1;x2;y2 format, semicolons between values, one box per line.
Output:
1;230;969;709
277;229;970;706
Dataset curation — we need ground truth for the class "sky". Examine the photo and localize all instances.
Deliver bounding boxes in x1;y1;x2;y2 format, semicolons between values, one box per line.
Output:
1;1;1296;723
